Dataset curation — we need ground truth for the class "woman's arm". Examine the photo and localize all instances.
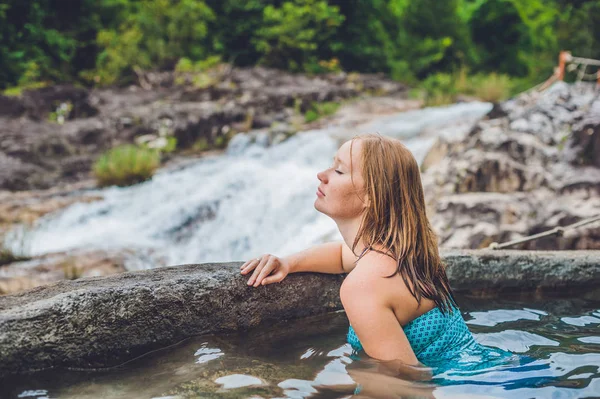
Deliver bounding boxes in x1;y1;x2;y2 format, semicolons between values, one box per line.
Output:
287;241;360;274
241;241;360;287
286;242;344;274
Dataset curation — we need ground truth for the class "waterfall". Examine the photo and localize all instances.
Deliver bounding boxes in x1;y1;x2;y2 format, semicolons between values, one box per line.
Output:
7;102;492;270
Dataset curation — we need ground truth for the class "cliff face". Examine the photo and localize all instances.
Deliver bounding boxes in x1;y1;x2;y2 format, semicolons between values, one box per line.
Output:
423;82;600;250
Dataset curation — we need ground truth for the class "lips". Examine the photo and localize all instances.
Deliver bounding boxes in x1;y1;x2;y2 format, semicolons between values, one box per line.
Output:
317;187;325;197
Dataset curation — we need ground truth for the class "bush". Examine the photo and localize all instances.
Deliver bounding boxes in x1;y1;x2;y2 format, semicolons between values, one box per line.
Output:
93;0;215;85
304;101;341;122
305;109;320;123
304;57;343;74
469;73;512;103
420;72;458;106
93;145;161;187
174;56;224;88
419;69;514;105
253;0;344;71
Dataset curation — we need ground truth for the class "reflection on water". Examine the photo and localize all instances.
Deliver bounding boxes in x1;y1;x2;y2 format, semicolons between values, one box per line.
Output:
1;295;599;399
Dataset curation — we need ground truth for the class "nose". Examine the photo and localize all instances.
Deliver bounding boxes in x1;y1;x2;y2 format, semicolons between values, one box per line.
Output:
317;169;328;183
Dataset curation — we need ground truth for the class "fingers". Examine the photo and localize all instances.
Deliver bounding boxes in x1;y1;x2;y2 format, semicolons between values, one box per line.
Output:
241;254;284;287
261;270;284;285
247;255;269;286
252;256;276;287
240;257;260;275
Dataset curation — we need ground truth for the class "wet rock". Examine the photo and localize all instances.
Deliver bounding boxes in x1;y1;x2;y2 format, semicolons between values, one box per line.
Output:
423;82;600;249
444;249;600;297
0;153;47;191
0;118;90;190
251;115;274;129
0;262;345;375
485;102;508;120
0;95;25;117
569;98;600;167
21;84;99;121
452;150;548;193
62;118;111;152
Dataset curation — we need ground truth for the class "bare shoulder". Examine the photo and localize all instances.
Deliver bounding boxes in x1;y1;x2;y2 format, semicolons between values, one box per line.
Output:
348;250;399;284
341;251;399;301
341;251;422;314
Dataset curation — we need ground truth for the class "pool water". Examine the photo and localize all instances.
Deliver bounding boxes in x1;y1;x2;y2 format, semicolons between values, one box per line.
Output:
1;294;599;399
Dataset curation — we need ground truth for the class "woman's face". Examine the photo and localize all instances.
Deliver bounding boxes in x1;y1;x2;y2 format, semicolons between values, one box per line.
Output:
315;139;368;220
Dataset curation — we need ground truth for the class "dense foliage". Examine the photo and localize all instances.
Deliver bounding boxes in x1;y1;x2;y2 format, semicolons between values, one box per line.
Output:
1;0;598;89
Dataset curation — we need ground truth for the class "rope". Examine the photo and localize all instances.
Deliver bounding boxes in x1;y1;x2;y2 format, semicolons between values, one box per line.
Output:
488;214;600;250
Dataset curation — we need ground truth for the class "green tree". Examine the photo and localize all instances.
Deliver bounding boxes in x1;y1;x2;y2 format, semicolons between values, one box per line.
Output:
93;0;215;85
327;0;399;73
0;0;100;89
468;0;532;76
204;0;276;66
252;0;344;71
557;1;600;60
512;0;559;77
395;0;475;79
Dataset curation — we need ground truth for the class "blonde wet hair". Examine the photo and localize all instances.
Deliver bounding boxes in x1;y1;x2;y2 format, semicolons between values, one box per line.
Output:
349;133;455;312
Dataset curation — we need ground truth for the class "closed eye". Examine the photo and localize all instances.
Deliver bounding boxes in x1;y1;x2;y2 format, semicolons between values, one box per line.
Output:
335;170;343;175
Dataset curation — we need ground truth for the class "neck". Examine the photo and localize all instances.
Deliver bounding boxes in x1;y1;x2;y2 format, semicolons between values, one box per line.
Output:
336;217;367;256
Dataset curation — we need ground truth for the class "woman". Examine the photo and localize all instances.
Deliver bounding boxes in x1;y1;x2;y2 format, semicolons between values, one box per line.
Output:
240;134;510;372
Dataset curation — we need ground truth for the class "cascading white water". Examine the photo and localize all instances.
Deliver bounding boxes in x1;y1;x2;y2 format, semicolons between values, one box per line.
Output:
7;102;492;270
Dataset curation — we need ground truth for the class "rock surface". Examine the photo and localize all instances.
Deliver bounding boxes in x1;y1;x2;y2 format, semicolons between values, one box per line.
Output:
0;249;598;377
0;263;344;376
0;67;407;191
423;82;600;249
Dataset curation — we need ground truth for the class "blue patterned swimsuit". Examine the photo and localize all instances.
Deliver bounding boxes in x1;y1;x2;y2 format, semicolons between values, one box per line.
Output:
347;305;514;371
346;247;516;374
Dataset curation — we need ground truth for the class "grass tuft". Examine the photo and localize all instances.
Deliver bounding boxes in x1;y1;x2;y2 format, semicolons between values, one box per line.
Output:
93;145;161;187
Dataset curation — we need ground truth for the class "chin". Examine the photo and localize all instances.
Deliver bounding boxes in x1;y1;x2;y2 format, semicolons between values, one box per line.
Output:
314;199;325;214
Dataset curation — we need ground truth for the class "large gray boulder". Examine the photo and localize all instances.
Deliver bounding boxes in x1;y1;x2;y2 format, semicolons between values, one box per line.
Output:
0;262;344;376
0;250;599;377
